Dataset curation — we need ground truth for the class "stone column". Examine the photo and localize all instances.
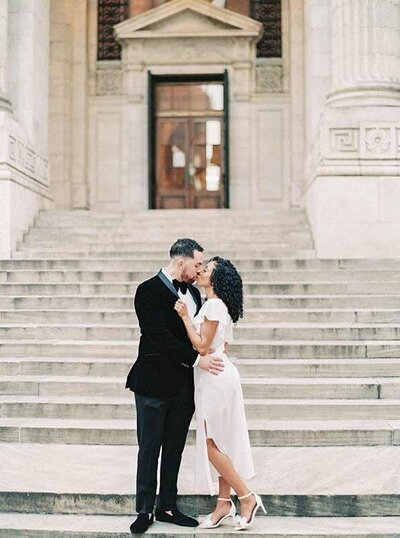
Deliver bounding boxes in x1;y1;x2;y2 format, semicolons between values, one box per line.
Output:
305;0;400;258
0;0;12;111
0;0;51;258
329;0;400;105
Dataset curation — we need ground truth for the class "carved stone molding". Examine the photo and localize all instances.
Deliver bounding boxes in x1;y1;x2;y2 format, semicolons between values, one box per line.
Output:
96;65;123;96
325;125;400;160
8;135;48;183
329;128;359;157
362;127;395;158
255;62;282;93
124;37;251;65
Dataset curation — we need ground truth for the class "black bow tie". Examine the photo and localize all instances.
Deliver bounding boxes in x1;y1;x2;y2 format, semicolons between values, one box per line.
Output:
172;279;188;294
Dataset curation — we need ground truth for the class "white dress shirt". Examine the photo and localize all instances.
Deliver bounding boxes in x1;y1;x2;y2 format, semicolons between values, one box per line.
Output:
161;267;201;367
161;267;197;319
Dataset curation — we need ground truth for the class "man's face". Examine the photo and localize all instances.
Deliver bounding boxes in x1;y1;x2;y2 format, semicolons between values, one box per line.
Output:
180;250;204;283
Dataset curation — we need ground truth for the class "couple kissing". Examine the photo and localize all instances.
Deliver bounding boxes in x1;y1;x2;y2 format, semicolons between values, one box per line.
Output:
126;238;266;534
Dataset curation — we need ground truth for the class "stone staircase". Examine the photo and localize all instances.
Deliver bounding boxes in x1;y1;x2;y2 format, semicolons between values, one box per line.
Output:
0;208;400;537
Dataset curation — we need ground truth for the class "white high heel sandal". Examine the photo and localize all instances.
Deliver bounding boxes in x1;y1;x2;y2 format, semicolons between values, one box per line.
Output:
200;497;237;529
234;492;267;531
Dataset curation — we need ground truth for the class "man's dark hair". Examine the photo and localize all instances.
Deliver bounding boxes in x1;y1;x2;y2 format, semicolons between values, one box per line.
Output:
169;238;204;259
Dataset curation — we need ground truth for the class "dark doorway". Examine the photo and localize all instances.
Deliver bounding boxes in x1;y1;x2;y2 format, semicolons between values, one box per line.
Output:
148;74;229;209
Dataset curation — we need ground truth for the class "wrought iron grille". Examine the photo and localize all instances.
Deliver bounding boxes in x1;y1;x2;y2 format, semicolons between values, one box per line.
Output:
250;0;282;58
97;0;130;60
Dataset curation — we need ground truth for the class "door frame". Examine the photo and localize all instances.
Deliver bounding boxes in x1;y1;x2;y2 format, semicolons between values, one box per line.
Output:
148;71;230;209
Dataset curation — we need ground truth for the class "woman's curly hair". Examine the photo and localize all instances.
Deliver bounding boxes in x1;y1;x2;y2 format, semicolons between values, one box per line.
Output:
209;256;244;323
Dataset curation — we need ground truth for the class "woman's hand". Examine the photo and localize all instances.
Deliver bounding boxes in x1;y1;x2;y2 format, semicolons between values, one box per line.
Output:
174;299;189;319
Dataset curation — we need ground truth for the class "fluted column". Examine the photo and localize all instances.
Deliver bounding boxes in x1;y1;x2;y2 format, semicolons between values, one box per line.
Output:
329;0;400;105
0;0;12;111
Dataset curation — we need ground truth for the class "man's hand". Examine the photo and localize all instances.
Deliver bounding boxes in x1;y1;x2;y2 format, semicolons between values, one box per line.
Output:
198;354;224;376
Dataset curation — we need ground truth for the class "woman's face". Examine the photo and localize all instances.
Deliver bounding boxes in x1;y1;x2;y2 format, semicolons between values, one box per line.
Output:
196;260;216;287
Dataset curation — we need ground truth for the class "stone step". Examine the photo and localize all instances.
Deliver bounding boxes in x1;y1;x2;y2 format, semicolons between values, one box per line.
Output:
1;417;399;447
1;375;398;399
2;396;400;419
2;281;400;295
33;214;309;226
26;229;312;241
2;357;400;378
3;295;400;310
34;212;308;227
22;230;312;241
13;248;317;259
1;339;400;358
0;444;398;516
20;241;313;251
2;514;400;538
3;269;400;284
246;296;400;308
4;258;400;270
245;309;400;323
2;308;400;324
3;323;400;341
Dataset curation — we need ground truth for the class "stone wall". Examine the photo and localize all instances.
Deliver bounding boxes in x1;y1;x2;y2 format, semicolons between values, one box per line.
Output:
0;0;51;259
305;0;400;257
85;0;298;211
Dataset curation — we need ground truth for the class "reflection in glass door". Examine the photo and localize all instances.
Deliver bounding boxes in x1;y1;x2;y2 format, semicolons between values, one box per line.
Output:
153;81;225;209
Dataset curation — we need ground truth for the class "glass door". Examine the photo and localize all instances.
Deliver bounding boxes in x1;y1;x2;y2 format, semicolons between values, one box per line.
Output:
153;81;225;209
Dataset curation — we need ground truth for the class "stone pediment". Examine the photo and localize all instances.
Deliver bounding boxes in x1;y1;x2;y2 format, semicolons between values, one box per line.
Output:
114;0;262;40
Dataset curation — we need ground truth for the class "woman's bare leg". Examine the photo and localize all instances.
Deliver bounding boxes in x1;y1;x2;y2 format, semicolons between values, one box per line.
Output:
206;476;232;525
206;438;256;522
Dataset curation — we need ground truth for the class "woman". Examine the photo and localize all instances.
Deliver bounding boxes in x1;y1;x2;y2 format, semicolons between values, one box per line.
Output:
174;256;266;531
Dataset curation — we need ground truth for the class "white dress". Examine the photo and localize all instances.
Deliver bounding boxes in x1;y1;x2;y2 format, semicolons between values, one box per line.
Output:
193;298;255;495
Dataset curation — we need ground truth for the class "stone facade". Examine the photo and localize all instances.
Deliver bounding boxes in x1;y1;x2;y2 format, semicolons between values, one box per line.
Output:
0;0;51;259
0;0;399;257
83;0;296;212
305;0;400;257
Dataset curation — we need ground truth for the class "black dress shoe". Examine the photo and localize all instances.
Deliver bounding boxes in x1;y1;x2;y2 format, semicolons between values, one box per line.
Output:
130;513;154;534
155;508;199;527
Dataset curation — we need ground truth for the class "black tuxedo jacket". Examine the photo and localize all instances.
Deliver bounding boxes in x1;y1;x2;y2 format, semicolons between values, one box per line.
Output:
125;271;202;398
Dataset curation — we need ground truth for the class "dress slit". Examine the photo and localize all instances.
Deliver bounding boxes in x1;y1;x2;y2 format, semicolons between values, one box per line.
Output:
193;298;255;495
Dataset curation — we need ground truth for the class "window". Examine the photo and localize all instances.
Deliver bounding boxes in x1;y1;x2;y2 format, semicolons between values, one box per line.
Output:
97;0;129;60
250;0;282;58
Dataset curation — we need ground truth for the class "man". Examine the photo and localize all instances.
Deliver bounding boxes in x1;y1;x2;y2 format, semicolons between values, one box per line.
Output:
126;238;224;534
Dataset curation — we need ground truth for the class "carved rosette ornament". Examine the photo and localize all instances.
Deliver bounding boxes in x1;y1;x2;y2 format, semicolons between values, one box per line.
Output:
255;62;282;93
324;125;400;161
364;128;392;155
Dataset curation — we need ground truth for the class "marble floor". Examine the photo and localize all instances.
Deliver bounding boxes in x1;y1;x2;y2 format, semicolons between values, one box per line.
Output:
0;513;400;535
0;444;399;494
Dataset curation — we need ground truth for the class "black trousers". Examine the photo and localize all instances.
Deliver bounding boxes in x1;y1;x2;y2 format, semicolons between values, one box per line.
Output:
134;383;195;514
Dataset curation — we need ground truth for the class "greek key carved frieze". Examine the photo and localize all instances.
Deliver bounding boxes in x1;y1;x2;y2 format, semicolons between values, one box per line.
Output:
329;128;359;156
8;135;48;183
327;125;399;160
9;136;35;173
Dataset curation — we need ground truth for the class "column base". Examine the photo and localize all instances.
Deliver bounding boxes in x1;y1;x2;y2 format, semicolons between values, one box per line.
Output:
306;175;400;258
0;179;47;259
0;112;51;259
327;83;400;108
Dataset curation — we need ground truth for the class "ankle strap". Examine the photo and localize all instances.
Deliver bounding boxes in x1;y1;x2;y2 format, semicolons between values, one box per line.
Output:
217;497;231;501
238;492;254;500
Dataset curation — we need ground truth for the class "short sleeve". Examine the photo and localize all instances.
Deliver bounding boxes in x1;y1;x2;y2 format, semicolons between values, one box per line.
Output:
193;298;234;343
